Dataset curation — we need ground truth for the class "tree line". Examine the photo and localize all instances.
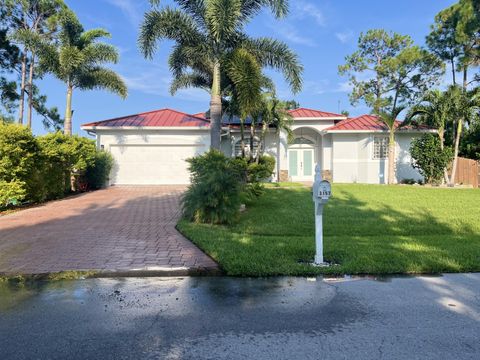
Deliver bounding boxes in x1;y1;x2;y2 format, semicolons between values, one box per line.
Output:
0;0;126;134
339;0;479;185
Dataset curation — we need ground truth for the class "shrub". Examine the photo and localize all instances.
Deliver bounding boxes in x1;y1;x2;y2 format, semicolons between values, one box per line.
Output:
37;133;97;198
247;155;275;183
0;123;43;202
410;134;453;185
182;150;244;224
85;151;114;189
0;180;26;208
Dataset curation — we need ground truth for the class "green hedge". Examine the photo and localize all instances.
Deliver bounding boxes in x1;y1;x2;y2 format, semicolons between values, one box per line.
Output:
0;124;112;208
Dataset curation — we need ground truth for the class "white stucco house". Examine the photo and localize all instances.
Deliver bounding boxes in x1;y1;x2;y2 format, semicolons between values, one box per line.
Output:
81;107;433;185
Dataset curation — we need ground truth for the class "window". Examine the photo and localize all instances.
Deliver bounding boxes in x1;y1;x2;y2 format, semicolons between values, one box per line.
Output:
234;137;260;157
292;137;315;145
373;136;388;159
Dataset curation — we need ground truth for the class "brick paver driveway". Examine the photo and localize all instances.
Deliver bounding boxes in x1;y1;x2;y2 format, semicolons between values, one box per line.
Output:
0;186;218;276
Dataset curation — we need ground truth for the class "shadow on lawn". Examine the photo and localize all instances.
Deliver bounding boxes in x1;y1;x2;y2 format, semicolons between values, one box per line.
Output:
324;190;479;273
208;187;480;275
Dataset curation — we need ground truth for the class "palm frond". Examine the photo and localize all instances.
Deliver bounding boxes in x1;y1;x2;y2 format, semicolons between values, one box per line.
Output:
244;37;303;93
240;0;289;22
83;43;119;64
76;67;127;98
170;72;211;95
205;0;242;43
226;48;262;118
138;7;204;59
79;29;111;45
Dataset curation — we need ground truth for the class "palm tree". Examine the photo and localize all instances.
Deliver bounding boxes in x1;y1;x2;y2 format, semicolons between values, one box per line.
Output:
256;93;293;177
377;105;406;185
7;0;66;127
138;0;303;150
407;89;453;183
40;9;127;135
448;86;480;185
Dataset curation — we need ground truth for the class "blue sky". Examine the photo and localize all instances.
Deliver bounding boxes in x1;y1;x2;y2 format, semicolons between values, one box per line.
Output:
32;0;457;136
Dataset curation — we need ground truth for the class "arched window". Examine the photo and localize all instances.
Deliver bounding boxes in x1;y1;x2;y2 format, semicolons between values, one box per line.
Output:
292;136;315;145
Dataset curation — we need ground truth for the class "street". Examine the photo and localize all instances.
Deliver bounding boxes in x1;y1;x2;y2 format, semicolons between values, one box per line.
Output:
0;274;479;359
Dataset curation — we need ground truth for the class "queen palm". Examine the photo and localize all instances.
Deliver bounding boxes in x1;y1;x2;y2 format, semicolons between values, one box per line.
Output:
40;9;127;135
377;105;406;185
256;93;293;178
448;86;480;185
139;0;303;149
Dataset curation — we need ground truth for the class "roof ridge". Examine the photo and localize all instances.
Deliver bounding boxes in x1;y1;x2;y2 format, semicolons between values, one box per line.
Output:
82;108;209;127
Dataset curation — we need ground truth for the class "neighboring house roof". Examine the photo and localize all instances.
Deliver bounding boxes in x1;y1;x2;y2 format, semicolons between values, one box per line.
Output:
81;108;210;129
287;107;346;119
324;114;435;133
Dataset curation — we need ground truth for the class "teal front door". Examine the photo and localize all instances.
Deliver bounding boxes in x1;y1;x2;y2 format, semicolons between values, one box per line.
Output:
288;149;314;181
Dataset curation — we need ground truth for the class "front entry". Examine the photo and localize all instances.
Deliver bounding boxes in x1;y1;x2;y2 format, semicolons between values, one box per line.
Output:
288;148;314;181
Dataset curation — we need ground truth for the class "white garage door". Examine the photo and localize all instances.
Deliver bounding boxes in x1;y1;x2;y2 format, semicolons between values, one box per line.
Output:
110;144;204;185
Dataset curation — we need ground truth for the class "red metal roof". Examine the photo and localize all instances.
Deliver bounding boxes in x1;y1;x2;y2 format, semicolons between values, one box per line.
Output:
324;114;433;132
192;112;207;119
288;107;345;118
82;108;210;128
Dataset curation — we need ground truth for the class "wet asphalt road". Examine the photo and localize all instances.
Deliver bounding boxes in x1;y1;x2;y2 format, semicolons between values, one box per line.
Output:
0;274;479;360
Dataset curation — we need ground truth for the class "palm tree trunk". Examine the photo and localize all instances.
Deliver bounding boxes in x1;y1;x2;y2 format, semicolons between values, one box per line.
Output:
240;119;246;158
26;52;35;128
18;51;27;125
64;83;73;136
249;122;255;161
463;66;468;90
451;58;456;85
209;61;222;150
449;118;463;186
276;131;281;182
387;130;395;184
439;130;449;184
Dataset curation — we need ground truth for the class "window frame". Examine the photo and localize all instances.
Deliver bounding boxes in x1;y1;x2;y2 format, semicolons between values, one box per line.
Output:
373;136;389;160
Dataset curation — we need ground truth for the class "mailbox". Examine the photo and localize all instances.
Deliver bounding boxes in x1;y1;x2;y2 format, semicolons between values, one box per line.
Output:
316;180;331;203
312;164;331;265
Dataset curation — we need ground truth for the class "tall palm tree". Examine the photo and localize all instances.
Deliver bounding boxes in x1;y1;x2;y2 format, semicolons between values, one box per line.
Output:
448;86;480;185
139;0;303;149
40;9;127;135
377;105;406;185
407;89;453;183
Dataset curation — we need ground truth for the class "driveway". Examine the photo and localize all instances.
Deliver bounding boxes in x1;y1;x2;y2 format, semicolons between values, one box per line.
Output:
0;274;479;359
0;186;218;275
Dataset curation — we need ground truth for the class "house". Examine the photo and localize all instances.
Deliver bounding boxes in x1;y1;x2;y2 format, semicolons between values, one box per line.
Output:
81;107;434;185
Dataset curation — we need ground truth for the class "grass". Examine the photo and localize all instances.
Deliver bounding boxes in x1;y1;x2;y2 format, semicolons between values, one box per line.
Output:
177;184;480;276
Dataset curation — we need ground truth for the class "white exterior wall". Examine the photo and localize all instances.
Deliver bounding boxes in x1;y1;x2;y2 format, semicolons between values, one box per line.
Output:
330;132;423;184
96;129;210;185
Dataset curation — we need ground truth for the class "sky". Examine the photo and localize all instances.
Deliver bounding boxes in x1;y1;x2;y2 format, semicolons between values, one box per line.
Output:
31;0;458;136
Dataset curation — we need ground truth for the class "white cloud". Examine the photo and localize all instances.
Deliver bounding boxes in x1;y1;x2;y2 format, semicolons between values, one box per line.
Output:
105;0;141;27
335;30;354;44
293;1;326;27
268;22;316;47
336;81;353;93
120;63;209;102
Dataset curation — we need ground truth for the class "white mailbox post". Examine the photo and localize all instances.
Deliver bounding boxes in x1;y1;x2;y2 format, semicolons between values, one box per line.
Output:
312;164;331;265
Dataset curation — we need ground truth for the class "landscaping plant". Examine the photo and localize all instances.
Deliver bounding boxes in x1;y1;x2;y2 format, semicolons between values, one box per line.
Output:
410;133;453;185
182;150;245;225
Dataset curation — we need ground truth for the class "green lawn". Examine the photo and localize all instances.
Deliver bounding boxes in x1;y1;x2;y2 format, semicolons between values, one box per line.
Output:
177;184;480;276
